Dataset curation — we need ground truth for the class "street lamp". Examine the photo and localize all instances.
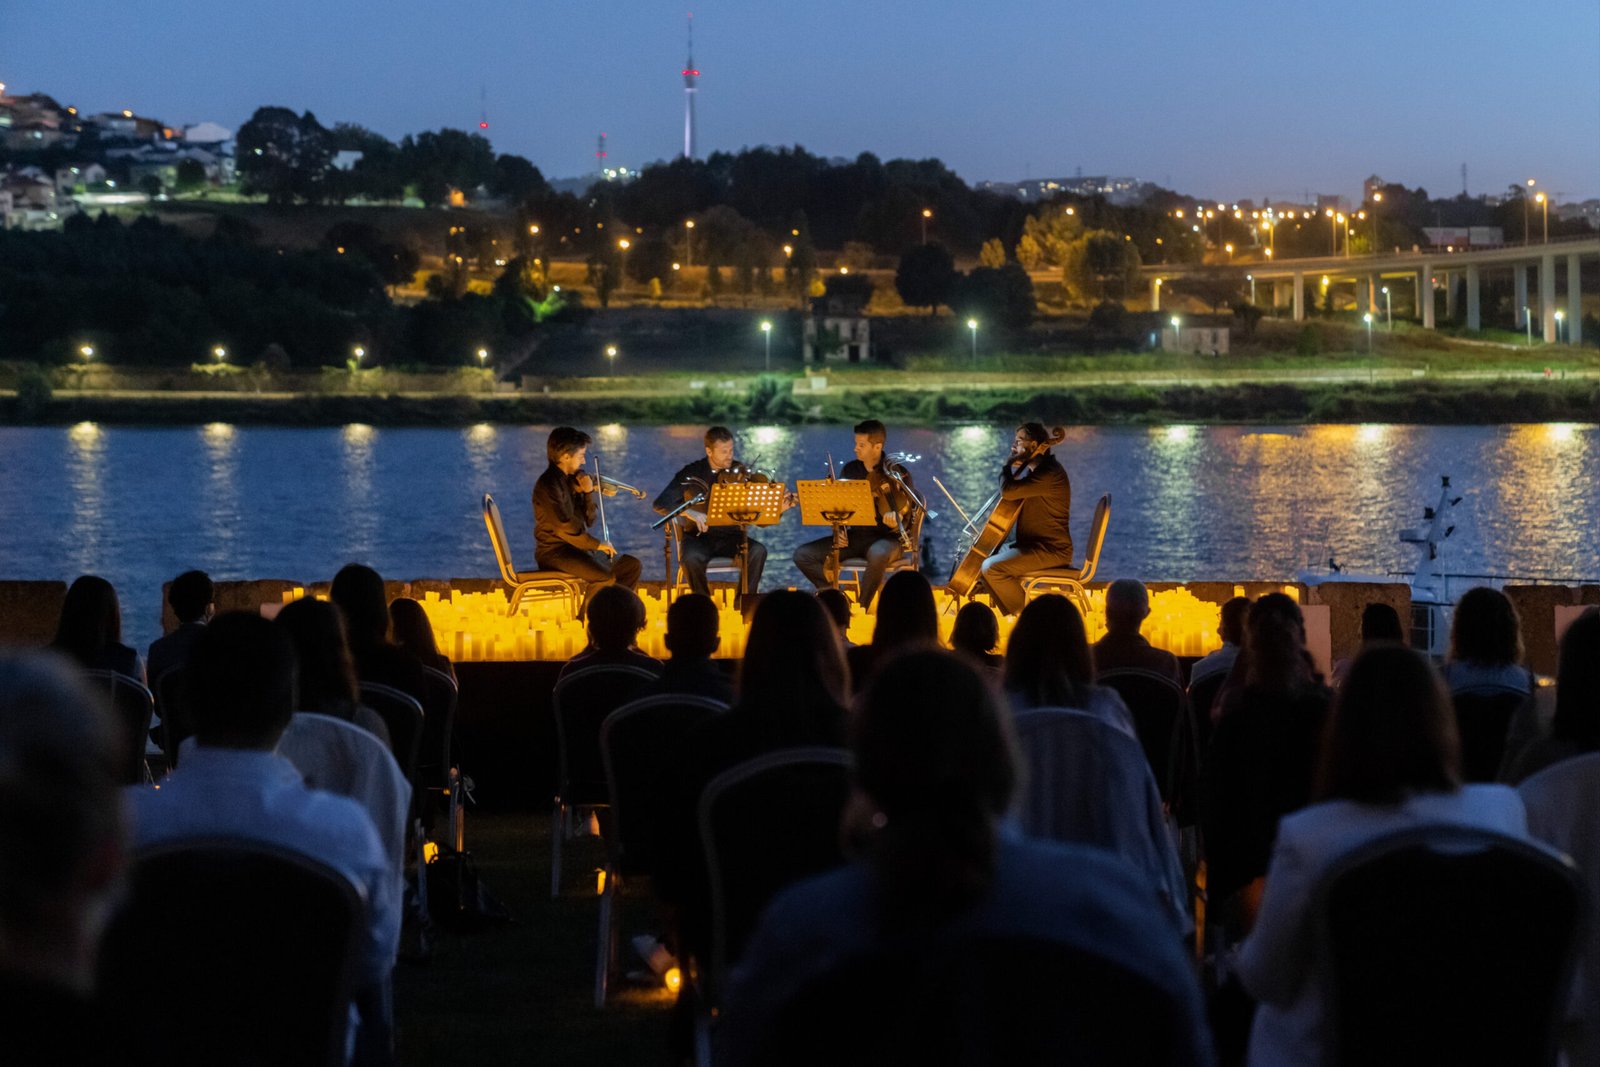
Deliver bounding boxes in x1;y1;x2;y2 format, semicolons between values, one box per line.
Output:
476;347;489;366
1169;316;1180;351
966;318;978;364
1363;312;1374;353
684;219;695;269
212;345;227;363
352;345;366;364
78;344;95;361
1247;274;1255;305
1224;243;1234;260
760;320;773;372
1536;192;1549;243
1524;307;1533;346
1555;309;1566;344
1381;286;1392;330
605;344;618;375
1524;178;1536;243
921;208;933;244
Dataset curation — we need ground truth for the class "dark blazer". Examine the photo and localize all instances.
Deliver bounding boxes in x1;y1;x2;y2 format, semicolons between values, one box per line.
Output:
1001;451;1072;552
533;463;600;558
148;620;206;688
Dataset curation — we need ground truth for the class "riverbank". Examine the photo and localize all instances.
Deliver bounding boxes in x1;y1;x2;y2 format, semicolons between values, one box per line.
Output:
2;377;1597;426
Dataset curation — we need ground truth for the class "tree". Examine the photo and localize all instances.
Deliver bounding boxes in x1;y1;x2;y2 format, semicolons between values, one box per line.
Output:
894;242;957;315
399;129;495;207
823;273;875;313
784;213;818;304
626;233;676;286
978;238;1007;268
1063;230;1140;303
138;174;163;202
491;153;549;203
174;159;207;193
587;245;620;308
1173;269;1241;312
1016;233;1043;271
952;263;1035;328
236;107;332;204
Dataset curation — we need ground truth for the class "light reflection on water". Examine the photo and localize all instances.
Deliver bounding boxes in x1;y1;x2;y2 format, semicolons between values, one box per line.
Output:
1;423;1595;653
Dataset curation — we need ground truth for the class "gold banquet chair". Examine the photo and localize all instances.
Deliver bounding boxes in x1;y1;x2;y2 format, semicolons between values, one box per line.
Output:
482;493;585;618
1021;493;1111;616
666;520;746;603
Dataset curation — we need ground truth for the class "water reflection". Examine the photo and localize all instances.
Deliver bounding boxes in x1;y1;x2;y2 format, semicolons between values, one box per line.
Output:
67;422;105;573
464;422;498;490
341;423;378;554
201;423;241;559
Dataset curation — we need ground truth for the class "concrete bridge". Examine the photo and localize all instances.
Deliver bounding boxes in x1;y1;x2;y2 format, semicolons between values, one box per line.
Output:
1145;234;1599;344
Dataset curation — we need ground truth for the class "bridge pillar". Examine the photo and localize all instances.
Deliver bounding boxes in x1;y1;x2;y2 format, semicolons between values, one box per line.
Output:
1150;277;1162;312
1569;253;1584;346
1292;272;1305;321
1514;265;1529;327
1465;264;1481;331
1443;270;1456;321
1417;267;1432;328
1274;279;1289;310
1541;253;1557;342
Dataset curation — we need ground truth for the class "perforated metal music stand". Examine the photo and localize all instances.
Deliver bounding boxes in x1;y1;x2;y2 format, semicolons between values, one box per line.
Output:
796;479;880;588
705;481;789;597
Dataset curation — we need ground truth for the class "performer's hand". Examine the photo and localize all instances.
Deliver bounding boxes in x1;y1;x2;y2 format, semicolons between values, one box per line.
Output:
597;541;617;557
781;491;798;512
883;511;899;528
573;472;596;493
688;510;708;534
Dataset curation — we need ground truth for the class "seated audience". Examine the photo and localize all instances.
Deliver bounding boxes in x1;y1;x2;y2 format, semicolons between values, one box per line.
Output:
1092;578;1181;683
1329;601;1405;688
559;585;662;678
1503;607;1600;782
846;570;938;687
329;563;425;698
1200;593;1332;914
147;569;213;687
51;574;143;682
1442;587;1532;696
1236;644;1528;1066
656;591;849;963
815;589;854;646
639;593;733;704
125;613;400;1048
0;652;125;1064
949;601;1003;674
388;596;455;682
720;649;1210;1065
1003;594;1134;737
1190;595;1250;692
275;597;392;747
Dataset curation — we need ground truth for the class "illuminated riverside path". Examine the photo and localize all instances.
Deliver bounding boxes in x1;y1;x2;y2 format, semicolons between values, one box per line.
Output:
1;421;1596;653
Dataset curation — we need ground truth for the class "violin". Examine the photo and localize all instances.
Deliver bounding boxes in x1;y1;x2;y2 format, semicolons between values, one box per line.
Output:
945;426;1067;599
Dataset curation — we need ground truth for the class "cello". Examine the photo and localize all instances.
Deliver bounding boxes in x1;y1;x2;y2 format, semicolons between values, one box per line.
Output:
945;425;1067;598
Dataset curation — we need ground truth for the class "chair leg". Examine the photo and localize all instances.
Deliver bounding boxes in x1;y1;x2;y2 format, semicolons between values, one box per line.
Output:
507;584;527;617
550;800;564;897
594;872;614;1008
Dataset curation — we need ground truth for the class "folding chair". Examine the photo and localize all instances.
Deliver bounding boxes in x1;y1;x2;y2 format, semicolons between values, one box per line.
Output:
416;665;462;848
838;511;923;607
483;492;584;617
550;663;661;896
593;693;728;1006
1451;686;1530;782
359;682;425;796
83;668;156;785
1021;493;1111;615
1096;667;1190;804
667;521;745;603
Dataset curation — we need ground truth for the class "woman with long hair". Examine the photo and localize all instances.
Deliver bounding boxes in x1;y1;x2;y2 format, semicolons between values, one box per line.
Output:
1444;587;1531;695
274;597;390;746
1237;645;1527;1065
388;597;454;681
1002;594;1133;735
51;574;142;681
949;600;1003;673
847;570;938;688
1504;608;1600;782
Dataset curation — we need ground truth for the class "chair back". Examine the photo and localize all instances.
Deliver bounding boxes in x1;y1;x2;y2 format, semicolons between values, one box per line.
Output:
1012;708;1189;928
1096;668;1188;802
83;669;155;785
1451;686;1528;782
751;935;1201;1067
553;664;661;808
1077;493;1112;584
699;747;852;998
600;694;728;876
153;665;193;768
98;839;364;1067
482;492;520;583
359;682;425;790
416;665;459;793
1315;825;1583;1067
1185;670;1227;747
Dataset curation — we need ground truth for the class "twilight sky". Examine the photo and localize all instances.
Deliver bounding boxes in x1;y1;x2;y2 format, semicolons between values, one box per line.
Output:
6;0;1598;202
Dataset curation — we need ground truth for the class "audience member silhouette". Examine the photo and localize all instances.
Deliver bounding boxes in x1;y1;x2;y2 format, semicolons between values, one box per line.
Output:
1236;644;1528;1066
950;600;1003;673
1092;578;1181;683
1442;587;1532;695
1002;594;1134;737
1503;607;1600;782
1190;595;1250;692
1200;593;1332;916
275;597;392;747
125;612;399;1053
330;563;426;699
846;569;938;687
1329;601;1405;687
815;588;854;645
720;649;1211;1066
639;593;732;703
0;652;125;1065
560;585;661;677
389;597;455;682
51;574;143;682
146;570;212;688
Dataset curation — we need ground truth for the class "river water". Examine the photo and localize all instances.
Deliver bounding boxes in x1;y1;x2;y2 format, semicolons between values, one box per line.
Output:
3;421;1597;653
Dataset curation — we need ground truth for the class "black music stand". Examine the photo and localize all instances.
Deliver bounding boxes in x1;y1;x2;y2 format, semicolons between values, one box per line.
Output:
706;481;788;598
795;479;879;589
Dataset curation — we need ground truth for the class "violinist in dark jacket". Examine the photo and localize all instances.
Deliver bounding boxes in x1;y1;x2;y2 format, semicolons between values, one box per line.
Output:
532;427;642;603
653;426;771;598
979;422;1072;616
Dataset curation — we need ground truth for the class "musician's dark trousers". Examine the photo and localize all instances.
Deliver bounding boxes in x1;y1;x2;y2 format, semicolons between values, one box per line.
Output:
794;530;904;606
536;546;642;614
980;541;1075;616
680;530;767;597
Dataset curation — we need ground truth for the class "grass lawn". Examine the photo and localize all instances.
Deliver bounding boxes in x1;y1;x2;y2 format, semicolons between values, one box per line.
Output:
394;813;675;1067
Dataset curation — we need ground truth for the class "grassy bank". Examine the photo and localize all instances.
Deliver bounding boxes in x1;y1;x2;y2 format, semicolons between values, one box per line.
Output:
4;378;1597;427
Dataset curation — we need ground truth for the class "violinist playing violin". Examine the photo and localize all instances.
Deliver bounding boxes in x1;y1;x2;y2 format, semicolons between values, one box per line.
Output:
793;419;917;608
532;426;642;602
979;421;1072;616
653;425;775;599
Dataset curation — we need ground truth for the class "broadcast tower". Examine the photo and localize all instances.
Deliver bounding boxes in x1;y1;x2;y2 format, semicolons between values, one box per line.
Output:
681;13;699;159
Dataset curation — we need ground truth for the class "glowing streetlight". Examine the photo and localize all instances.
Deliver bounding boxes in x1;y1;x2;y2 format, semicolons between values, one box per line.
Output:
1525;306;1534;346
921;207;933;244
966;317;978;364
605;344;618;375
1524;178;1536;243
1535;192;1549;243
760;319;773;372
529;224;540;235
1247;274;1255;305
1224;243;1234;259
782;244;793;258
476;347;489;366
684;218;695;269
352;345;366;364
1170;316;1180;350
1363;312;1374;353
1381;286;1392;330
78;343;95;361
1555;309;1566;343
212;345;227;363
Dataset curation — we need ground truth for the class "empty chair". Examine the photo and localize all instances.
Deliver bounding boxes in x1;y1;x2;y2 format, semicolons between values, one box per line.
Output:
415;665;460;836
549;662;660;896
359;681;425;791
1451;686;1528;782
98;839;365;1067
82;668;155;784
1097;668;1189;802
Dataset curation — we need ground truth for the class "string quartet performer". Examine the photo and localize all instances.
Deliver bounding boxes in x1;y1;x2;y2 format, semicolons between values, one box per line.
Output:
653;425;790;599
978;422;1073;616
792;419;918;608
532;426;642;607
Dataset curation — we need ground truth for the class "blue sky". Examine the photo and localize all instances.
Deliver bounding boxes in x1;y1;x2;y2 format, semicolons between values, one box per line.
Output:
6;0;1597;201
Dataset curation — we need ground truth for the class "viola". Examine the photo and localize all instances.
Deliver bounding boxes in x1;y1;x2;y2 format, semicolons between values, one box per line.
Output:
945;426;1066;599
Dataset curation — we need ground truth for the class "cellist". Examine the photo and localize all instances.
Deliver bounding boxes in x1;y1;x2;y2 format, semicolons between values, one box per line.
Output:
979;422;1072;616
